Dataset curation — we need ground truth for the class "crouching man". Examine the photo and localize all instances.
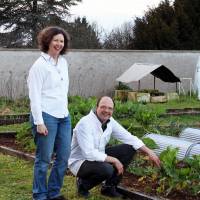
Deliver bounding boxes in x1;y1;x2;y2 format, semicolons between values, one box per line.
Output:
68;96;160;198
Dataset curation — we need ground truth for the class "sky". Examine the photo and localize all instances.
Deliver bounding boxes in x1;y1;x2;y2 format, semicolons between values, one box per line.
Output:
70;0;164;32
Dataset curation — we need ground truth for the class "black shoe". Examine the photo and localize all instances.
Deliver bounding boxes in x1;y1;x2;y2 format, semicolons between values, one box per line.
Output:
101;185;121;198
76;178;90;198
49;195;67;200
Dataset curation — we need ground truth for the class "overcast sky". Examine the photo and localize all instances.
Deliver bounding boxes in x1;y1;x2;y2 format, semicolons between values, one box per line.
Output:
70;0;166;32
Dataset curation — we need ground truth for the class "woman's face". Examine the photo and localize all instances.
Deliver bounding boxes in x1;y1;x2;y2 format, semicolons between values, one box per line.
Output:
48;33;64;58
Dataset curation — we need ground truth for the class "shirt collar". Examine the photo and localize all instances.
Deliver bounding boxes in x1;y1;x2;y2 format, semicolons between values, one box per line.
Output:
41;52;51;61
41;52;60;65
92;109;110;124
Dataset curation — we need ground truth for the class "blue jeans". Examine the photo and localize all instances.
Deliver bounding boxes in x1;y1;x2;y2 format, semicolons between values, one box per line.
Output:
31;112;71;200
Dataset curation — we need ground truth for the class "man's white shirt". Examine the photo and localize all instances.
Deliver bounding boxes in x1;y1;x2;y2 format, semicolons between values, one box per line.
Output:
68;110;144;175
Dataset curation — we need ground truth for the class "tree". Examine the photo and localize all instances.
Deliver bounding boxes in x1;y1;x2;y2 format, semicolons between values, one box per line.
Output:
132;0;200;50
174;0;200;49
103;22;134;49
0;0;82;48
133;0;179;50
67;17;102;49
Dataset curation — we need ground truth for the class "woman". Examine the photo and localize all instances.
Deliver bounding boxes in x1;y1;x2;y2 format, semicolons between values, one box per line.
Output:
27;26;71;200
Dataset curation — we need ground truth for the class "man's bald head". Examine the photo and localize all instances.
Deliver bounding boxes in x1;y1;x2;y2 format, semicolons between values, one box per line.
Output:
96;96;114;123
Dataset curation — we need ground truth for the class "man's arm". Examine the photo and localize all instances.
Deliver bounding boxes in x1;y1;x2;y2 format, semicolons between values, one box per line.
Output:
138;145;161;167
111;119;160;167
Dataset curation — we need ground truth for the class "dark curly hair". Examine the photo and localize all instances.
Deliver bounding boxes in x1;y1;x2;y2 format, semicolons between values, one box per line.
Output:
37;26;70;55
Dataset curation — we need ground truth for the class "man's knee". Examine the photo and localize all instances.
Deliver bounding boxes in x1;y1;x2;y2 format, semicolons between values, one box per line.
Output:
99;163;114;179
124;144;136;155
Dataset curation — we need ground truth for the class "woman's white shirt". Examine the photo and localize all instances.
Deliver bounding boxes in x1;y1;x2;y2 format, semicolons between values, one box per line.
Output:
27;52;69;125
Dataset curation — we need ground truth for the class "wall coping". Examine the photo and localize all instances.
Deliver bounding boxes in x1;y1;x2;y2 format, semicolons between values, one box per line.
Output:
0;48;200;53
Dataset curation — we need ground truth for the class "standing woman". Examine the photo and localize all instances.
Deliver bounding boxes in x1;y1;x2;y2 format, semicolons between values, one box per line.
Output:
27;26;71;200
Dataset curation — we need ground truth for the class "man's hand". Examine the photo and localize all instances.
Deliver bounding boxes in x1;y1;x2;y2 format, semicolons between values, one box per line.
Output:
113;158;124;175
37;124;48;136
139;145;161;167
105;156;124;175
147;150;160;167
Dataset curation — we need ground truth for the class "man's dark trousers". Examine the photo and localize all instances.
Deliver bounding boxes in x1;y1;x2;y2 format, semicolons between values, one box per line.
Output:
77;144;136;190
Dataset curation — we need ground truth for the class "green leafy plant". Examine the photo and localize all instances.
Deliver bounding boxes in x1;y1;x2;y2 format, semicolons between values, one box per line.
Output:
115;82;131;90
134;105;158;131
15;122;35;152
142;137;158;149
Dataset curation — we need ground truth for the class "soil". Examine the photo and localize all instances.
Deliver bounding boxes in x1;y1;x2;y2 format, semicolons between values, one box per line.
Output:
1;136;200;200
0;136;33;154
120;172;200;200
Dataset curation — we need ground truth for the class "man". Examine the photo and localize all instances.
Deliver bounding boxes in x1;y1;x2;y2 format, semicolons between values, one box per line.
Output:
68;96;160;198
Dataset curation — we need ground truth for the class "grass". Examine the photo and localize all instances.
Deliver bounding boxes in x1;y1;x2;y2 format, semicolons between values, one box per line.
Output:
0;153;119;200
0;97;29;114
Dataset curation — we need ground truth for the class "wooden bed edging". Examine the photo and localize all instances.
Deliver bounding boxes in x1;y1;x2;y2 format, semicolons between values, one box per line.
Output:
0;145;35;162
117;186;163;200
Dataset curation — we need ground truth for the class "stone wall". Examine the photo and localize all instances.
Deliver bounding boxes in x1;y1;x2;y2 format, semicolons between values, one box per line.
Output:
0;49;199;98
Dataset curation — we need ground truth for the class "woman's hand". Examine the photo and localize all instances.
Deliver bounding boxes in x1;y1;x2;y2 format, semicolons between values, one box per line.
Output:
37;124;48;136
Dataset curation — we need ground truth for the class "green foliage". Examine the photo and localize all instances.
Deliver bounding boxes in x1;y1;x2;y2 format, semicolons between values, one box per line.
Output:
68;96;96;128
132;0;200;50
128;147;200;197
113;100;138;118
67;17;102;49
159;147;179;177
157;148;200;196
0;0;82;48
142;137;158;149
134;105;158;131
115;82;131;90
15;122;35;152
128;154;159;176
0;97;29;114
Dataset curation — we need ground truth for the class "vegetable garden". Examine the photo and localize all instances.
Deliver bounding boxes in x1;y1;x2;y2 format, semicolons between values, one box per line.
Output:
0;95;200;199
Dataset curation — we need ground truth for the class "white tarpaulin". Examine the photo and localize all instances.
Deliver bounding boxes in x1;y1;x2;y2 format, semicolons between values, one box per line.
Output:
116;63;160;83
194;56;200;100
116;63;180;83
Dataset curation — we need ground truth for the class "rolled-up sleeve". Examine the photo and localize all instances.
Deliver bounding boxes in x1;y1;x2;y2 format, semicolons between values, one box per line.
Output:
75;122;107;162
111;118;144;150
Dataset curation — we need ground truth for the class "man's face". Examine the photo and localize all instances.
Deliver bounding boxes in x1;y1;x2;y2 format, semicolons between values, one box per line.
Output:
96;97;114;123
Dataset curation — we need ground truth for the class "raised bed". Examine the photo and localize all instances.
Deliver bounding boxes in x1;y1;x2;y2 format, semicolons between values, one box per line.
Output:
0;113;29;125
0;131;34;162
161;108;200;116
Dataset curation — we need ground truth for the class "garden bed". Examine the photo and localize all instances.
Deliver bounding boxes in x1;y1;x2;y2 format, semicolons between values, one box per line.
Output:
1;134;200;200
0;132;35;161
120;172;200;200
163;108;200;116
0;113;29;125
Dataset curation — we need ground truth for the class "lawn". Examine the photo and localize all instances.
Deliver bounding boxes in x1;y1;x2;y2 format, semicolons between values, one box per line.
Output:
0;153;119;200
